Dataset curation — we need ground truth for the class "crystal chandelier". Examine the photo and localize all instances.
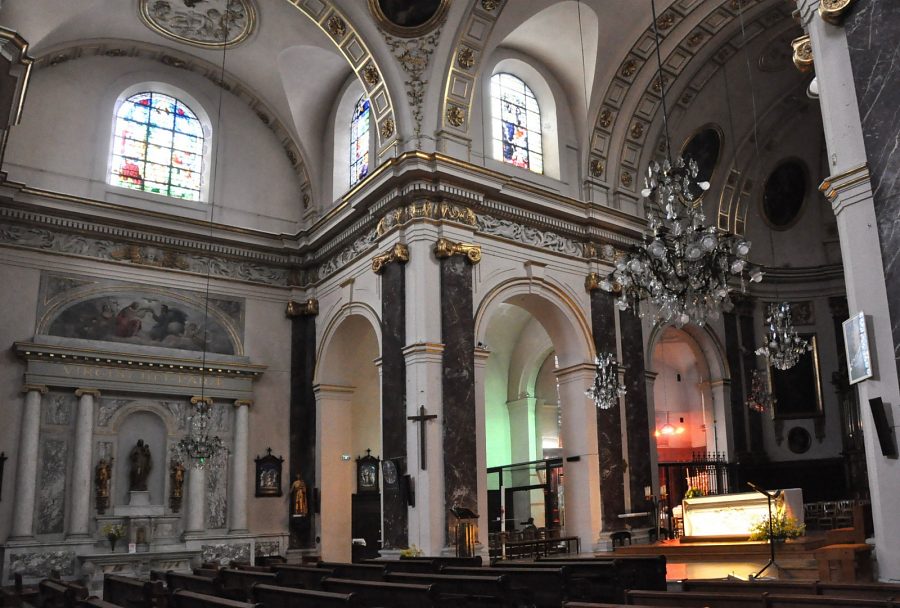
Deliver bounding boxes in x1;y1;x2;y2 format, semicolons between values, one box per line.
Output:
585;353;626;410
600;158;762;327
177;396;225;468
745;369;775;413
754;302;811;370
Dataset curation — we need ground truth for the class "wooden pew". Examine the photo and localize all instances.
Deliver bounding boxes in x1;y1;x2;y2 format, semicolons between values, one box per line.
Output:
491;561;622;603
627;590;900;608
102;575;165;608
320;578;438;608
766;595;899;608
251;583;357;608
216;570;277;602
316;563;385;582
400;556;483;567
536;555;668;591
271;565;332;591
170;591;259;608
384;572;517;607
362;559;439;574
227;564;271;574
681;580;819;596
164;573;221;598
79;599;126;608
816;582;900;599
192;570;219;580
443;566;567;608
38;580;89;608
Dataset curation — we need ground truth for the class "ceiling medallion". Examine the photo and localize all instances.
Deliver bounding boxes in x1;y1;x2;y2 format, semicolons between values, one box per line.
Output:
139;0;257;49
368;0;450;38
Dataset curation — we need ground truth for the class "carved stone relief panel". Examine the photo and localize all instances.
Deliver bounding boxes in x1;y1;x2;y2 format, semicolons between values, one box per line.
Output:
139;0;257;48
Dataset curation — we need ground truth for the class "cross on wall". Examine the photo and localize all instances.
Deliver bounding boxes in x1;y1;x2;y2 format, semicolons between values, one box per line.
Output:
407;405;437;470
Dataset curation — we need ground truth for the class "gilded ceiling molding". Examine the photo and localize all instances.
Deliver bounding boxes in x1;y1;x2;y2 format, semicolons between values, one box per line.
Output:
381;27;443;143
139;0;257;49
371;243;410;274
0;28;34;171
818;0;854;25
33;39;311;196
285;0;396;151
285;298;319;317
439;0;507;135
433;238;481;264
791;35;814;73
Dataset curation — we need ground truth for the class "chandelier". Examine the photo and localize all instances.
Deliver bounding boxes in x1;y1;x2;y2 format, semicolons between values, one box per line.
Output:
754;302;811;370
585;353;626;410
177;396;225;468
745;369;775;413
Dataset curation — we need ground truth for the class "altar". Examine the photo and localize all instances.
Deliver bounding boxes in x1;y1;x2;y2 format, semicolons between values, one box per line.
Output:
682;489;804;538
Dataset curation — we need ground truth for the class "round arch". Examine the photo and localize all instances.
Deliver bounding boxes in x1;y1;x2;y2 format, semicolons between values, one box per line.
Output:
315;301;383;385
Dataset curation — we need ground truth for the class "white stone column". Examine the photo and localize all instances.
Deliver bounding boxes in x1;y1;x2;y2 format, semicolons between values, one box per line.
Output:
229;399;251;533
556;363;603;551
10;384;47;540
315;384;355;563
473;347;491;555
69;388;99;538
184;464;206;537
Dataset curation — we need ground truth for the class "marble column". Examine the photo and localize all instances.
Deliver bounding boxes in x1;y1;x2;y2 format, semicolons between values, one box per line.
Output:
69;388;99;538
619;311;652;510
376;248;409;550
10;384;47;540
184;464;206;537
437;242;478;549
229;400;251;533
315;384;355;563
286;298;318;549
722;311;749;457
556;364;603;550
587;284;627;532
738;308;764;455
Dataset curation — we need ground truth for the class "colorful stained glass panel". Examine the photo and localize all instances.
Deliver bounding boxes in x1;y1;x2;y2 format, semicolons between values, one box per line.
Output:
350;96;370;187
491;73;543;174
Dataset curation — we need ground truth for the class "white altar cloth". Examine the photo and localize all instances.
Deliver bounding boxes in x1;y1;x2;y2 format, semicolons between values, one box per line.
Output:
682;488;803;537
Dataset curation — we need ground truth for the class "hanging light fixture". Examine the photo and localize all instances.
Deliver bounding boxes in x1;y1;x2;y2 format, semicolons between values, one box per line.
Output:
585;352;626;410
599;0;762;327
178;396;225;467
654;411;685;438
754;301;811;370
745;369;775;413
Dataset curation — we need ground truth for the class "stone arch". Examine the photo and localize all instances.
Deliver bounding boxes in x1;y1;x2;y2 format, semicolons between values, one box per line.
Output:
315;301;383;381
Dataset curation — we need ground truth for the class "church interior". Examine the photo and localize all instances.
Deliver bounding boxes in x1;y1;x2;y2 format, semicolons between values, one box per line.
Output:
2;0;900;606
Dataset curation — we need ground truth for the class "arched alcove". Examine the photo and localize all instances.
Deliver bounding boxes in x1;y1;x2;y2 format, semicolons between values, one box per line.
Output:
115;410;167;506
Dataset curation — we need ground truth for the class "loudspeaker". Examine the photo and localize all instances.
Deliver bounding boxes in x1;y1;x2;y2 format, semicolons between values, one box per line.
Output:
869;397;898;458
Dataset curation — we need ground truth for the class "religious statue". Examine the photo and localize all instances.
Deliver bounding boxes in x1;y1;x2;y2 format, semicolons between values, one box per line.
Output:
169;459;185;513
291;474;308;517
129;439;152;492
95;458;113;514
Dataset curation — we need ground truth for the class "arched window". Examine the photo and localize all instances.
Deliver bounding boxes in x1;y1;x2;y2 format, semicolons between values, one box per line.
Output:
110;91;205;201
349;96;371;186
491;73;543;174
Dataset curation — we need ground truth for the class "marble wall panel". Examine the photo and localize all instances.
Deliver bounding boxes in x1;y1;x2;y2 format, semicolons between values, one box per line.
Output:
42;393;73;426
201;542;250;566
206;460;228;529
7;551;76;581
36;438;68;534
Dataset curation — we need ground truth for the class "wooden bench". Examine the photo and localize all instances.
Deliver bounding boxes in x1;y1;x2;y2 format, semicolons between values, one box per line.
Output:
537;555;668;591
362;559;440;574
251;583;357;608
102;575;165;608
271;565;332;591
766;595;899;608
384;572;517;607
815;543;874;583
320;578;438;608
626;590;900;608
192;570;220;580
164;573;221;598
216;570;277;602
817;582;900;599
170;591;260;608
79;599;126;608
399;555;483;567
226;564;271;574
443;566;567;608
491;561;622;603
317;563;385;582
38;580;89;608
681;580;819;596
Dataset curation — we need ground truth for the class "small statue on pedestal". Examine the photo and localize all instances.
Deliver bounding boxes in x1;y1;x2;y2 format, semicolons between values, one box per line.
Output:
291;474;308;517
129;439;152;492
95;458;113;514
169;460;185;513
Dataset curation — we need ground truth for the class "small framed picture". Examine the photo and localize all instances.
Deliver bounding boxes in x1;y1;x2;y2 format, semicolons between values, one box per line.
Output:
254;448;284;497
843;312;874;384
356;451;380;494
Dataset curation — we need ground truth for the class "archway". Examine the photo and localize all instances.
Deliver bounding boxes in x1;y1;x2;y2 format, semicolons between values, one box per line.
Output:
315;311;382;562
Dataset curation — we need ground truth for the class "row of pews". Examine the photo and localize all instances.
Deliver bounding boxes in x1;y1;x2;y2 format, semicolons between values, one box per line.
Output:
77;553;667;608
563;576;900;608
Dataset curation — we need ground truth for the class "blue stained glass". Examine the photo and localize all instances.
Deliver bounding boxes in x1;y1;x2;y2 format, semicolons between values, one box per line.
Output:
349;96;370;187
110;91;204;200
491;73;543;174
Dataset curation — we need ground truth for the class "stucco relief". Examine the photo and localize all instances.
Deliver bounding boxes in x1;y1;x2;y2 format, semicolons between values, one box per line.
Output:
140;0;257;48
7;551;76;581
201;542;250;565
476;214;584;257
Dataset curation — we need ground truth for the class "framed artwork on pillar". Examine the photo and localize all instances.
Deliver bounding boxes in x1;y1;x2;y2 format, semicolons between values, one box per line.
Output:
771;334;824;419
843;312;874;384
254;448;284;497
356;450;380;494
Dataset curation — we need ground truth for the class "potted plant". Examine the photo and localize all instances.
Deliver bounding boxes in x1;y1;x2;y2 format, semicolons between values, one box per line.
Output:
748;512;805;541
399;544;423;558
101;523;126;552
683;486;705;499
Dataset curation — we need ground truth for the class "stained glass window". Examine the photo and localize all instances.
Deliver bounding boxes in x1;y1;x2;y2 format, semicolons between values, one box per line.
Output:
491;73;543;174
350;96;371;186
110;92;205;201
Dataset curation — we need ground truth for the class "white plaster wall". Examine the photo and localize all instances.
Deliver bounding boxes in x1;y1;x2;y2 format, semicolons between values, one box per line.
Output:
4;56;303;234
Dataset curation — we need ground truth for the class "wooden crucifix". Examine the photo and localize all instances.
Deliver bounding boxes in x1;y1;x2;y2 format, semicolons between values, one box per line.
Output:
407;405;438;470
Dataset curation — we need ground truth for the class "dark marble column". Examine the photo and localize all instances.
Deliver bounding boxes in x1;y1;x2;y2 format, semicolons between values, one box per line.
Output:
588;283;626;530
619;310;652;509
738;309;765;456
380;259;408;549
723;312;749;457
438;243;478;543
845;1;900;383
287;299;317;549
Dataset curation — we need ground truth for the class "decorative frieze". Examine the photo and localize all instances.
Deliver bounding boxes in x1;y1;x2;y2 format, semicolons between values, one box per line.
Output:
476;214;584;258
376;201;477;236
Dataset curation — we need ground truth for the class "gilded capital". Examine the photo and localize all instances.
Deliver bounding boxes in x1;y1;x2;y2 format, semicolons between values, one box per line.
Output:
433;238;482;264
372;243;410;274
585;272;601;292
792;35;814;73
191;396;214;406
21;384;49;395
286;298;319;318
75;388;102;398
233;399;253;408
819;0;854;25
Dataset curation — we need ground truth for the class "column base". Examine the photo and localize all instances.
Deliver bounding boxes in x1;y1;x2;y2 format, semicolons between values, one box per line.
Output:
65;533;93;541
4;535;37;545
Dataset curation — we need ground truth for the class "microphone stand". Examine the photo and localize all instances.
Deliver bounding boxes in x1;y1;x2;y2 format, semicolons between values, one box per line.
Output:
748;482;782;579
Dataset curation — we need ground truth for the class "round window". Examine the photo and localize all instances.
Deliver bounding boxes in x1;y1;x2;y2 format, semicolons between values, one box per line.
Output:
680;127;722;201
787;426;812;454
763;160;806;229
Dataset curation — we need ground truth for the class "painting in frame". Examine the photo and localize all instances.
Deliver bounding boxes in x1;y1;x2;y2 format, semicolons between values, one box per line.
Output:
254;448;284;497
770;334;823;419
843;311;874;384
